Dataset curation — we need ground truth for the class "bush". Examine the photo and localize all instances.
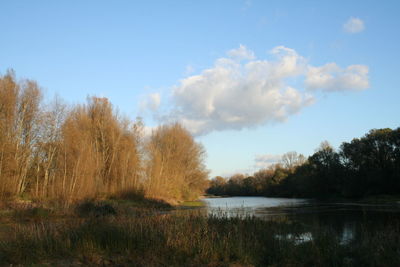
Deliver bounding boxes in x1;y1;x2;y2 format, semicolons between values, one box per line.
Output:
75;200;117;218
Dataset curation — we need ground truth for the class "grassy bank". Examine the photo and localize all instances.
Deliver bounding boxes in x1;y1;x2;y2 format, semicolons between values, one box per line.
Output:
0;199;399;266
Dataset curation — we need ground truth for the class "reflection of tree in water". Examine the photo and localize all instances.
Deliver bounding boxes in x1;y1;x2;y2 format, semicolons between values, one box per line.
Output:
271;204;400;244
203;196;400;250
208;200;400;244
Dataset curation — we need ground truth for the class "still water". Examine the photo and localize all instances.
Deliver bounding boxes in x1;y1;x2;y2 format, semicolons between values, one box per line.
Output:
202;197;400;244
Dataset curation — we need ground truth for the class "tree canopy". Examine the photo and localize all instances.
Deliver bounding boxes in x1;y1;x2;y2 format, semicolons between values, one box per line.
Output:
0;71;209;205
207;128;400;199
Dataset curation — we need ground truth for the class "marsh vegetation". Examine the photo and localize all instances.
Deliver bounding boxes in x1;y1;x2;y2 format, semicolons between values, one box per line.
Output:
1;199;400;266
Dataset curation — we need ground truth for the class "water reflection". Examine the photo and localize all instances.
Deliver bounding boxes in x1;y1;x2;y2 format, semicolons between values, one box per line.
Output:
275;232;313;245
203;197;400;245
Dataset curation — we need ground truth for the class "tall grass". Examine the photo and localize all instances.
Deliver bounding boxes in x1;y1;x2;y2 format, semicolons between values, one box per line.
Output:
0;210;399;266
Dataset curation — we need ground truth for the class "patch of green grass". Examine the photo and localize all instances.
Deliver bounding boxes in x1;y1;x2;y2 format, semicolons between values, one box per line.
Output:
109;189;146;201
180;200;205;207
108;197;172;210
107;190;173;210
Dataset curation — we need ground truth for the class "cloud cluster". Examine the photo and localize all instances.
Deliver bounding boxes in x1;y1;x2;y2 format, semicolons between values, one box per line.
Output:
146;45;369;135
306;63;369;91
227;44;255;60
343;17;365;33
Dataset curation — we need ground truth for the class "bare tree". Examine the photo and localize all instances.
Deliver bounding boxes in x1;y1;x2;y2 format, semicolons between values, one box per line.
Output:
145;123;208;201
0;71;42;198
0;71;205;205
281;151;306;171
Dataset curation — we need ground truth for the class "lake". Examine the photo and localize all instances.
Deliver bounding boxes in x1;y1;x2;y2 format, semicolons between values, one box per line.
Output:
202;197;400;244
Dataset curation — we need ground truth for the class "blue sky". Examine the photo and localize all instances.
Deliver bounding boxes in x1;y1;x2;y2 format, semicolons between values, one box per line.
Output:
1;0;399;177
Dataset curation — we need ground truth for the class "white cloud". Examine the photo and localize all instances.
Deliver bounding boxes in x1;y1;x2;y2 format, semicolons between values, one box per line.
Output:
254;154;282;168
227;44;255;60
146;45;369;136
140;93;160;111
306;63;369;91
162;46;313;135
343;17;365;33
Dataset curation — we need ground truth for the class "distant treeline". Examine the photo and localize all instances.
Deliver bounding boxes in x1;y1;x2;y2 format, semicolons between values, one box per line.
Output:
0;70;208;205
207;127;400;199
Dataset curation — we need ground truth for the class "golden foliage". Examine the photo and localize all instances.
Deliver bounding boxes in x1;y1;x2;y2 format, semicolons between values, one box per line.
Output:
145;123;209;201
0;71;208;204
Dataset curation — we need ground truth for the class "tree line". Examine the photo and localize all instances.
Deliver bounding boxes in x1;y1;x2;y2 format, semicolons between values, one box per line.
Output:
207;128;400;199
0;70;208;205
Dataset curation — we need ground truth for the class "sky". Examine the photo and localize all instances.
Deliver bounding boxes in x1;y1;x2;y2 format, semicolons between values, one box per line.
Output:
1;0;400;177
